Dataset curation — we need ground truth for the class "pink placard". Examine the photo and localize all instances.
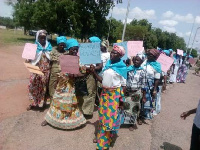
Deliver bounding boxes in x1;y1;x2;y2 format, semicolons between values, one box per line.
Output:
177;49;183;56
59;55;80;74
157;53;174;73
188;58;196;64
127;41;144;57
22;43;37;60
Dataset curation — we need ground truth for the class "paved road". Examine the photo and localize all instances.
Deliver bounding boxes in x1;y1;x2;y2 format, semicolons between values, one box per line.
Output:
0;46;200;150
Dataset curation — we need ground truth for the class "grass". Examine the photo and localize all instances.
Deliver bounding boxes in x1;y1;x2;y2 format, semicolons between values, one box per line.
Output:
0;29;35;47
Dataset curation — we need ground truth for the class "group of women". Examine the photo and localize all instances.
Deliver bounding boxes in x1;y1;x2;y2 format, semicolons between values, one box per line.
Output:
26;30;188;150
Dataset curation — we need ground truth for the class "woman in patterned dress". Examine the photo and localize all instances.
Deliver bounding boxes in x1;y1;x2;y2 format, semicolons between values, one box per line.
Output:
27;30;52;110
41;38;86;129
91;45;127;150
124;53;146;130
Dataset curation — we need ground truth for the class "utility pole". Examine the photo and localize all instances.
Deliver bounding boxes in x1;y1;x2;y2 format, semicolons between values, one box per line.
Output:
107;4;114;40
189;27;200;54
121;0;130;42
186;19;195;53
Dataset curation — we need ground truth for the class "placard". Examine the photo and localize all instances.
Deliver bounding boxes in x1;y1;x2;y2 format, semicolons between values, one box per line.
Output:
188;58;196;64
59;55;80;74
22;43;37;60
177;49;183;56
157;53;174;73
127;41;144;57
79;43;101;65
113;41;128;60
24;62;44;76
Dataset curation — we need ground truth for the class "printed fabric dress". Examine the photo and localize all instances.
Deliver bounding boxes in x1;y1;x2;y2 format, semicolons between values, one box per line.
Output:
28;53;51;107
45;74;86;129
97;87;125;149
176;63;188;83
123;66;145;125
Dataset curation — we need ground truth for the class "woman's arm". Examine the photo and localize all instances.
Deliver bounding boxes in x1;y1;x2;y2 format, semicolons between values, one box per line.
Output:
180;108;197;120
90;65;103;83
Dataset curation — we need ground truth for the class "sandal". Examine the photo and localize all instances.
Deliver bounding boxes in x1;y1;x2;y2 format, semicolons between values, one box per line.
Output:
93;138;97;143
137;119;142;125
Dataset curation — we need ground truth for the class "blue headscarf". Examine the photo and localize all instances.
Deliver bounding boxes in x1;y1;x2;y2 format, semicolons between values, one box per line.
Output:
146;60;161;73
127;65;143;75
66;38;79;50
89;36;101;43
169;49;173;52
56;36;67;45
35;30;52;53
163;50;170;56
103;59;127;79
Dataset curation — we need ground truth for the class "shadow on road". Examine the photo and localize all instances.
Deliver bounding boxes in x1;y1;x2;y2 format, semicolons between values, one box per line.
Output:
160;142;182;150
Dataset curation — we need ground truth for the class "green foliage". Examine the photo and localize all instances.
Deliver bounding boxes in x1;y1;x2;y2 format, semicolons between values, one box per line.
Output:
0;17;15;28
190;49;198;58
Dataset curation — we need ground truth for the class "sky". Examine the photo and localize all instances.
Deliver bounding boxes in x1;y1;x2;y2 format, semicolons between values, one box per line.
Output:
0;0;200;49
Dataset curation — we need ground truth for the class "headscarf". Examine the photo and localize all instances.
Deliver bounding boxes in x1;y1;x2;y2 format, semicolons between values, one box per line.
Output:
56;36;67;45
35;30;52;53
163;50;170;56
66;38;79;50
149;49;160;59
89;36;101;43
31;30;52;65
103;59;127;79
113;45;125;57
116;40;122;43
146;60;161;73
136;52;145;61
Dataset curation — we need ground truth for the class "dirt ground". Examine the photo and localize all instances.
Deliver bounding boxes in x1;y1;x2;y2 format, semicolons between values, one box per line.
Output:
0;45;200;150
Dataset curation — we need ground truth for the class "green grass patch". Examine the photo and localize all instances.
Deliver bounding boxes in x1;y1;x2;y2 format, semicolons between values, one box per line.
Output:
0;29;35;47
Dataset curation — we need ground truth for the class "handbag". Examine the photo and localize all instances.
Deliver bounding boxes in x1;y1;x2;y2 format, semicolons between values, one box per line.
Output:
75;77;89;96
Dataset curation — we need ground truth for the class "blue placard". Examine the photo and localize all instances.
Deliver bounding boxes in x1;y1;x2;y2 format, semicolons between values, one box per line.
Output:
79;43;101;65
113;41;128;60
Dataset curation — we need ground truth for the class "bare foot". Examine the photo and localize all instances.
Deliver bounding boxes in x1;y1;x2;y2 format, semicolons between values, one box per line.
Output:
93;138;97;143
41;120;48;126
26;105;32;111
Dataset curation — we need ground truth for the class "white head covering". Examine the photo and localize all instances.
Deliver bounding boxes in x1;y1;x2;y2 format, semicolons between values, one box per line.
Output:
136;52;145;61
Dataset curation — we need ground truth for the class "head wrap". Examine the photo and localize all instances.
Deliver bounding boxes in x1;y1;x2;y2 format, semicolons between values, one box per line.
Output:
89;36;101;43
169;49;173;52
66;38;79;50
149;49;160;58
35;30;52;53
136;52;145;61
56;36;67;45
163;50;170;56
116;40;122;43
113;45;125;57
35;30;47;43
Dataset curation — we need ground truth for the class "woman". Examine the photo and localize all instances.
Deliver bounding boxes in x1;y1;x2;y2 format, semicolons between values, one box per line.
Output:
49;36;68;101
27;30;52;110
176;60;188;83
91;45;127;150
77;36;103;118
142;49;161;119
41;38;86;129
124;53;146;130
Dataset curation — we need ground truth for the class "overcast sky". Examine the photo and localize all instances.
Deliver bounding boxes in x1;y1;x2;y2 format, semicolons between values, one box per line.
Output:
1;0;200;49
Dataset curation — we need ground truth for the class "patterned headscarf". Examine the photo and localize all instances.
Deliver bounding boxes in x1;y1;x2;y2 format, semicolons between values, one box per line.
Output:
136;52;145;61
113;45;125;57
149;49;160;58
89;36;101;43
56;36;67;45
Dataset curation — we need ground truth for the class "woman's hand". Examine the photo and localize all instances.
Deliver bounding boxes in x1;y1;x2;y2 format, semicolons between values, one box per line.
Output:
180;111;190;120
142;97;147;103
90;64;96;73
